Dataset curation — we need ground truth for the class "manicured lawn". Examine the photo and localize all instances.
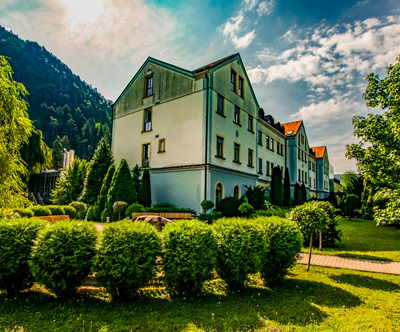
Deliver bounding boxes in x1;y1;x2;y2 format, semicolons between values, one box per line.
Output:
302;218;400;262
1;265;400;332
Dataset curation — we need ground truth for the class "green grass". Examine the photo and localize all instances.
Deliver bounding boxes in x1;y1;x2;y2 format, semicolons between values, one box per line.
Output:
301;218;400;262
1;265;400;331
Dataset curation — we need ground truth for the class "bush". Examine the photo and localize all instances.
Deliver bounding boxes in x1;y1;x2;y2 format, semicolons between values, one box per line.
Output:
254;208;288;218
162;220;217;296
47;205;65;216
95;221;161;299
29;205;51;217
201;200;214;213
138;168;151;207
216;196;242;217
0;218;44;294
14;209;34;218
113;201;128;220
86;206;96;221
62;205;77;219
238;202;254;217
344;194;361;219
245;185;267;210
0;208;20;219
312;202;342;247
125;203;145;217
69;201;87;220
101;208;113;222
212;218;269;291
257;217;302;286
30;221;98;298
143;203;195;214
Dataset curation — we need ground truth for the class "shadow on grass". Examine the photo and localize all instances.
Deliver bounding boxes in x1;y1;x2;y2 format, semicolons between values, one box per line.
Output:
337;253;393;261
330;274;400;291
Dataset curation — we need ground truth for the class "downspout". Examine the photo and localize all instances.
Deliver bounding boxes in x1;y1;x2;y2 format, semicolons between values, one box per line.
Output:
204;73;209;202
110;104;114;149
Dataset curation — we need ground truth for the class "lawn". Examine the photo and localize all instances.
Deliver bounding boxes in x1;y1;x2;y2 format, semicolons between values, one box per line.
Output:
1;264;400;332
301;218;400;262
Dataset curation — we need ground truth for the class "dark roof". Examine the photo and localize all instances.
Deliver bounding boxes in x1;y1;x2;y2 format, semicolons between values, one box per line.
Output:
192;54;238;74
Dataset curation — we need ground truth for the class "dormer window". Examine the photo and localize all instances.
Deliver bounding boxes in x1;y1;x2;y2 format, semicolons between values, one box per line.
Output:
231;70;236;92
146;76;153;97
288;130;294;135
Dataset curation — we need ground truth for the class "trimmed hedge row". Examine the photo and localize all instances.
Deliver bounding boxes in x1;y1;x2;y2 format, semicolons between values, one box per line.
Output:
0;216;302;299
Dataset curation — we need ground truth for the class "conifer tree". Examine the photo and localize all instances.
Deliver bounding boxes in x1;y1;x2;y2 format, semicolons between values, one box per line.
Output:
270;167;283;206
301;183;307;202
52;135;64;169
131;164;142;195
79;137;114;205
138;168;151;207
294;183;302;206
283;168;291;206
94;164;115;221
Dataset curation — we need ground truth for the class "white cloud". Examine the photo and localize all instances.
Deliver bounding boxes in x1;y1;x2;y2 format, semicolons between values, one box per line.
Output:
231;30;256;49
257;0;275;16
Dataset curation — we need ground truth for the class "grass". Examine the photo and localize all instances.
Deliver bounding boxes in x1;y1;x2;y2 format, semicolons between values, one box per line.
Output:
1;265;400;331
301;218;400;262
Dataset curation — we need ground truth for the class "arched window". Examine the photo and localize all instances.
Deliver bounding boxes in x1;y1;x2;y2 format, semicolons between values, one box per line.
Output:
215;183;223;206
233;185;240;199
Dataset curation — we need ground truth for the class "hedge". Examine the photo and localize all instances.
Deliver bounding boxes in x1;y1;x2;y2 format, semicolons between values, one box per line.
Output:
61;205;77;219
47;205;65;216
29;205;51;217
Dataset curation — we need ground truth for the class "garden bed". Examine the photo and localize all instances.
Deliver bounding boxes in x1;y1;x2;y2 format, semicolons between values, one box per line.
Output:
31;215;69;223
131;212;193;219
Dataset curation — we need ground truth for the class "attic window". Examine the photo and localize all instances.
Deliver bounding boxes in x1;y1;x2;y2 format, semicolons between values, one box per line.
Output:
288;130;294;135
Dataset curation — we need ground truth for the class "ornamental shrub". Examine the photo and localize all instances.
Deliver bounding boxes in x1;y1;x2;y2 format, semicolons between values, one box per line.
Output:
257;217;302;286
201;200;214;213
113;201;128;220
311;201;342;247
238;202;254;217
245;185;267;210
94;164;116;221
95;221;161;299
301;183;307;202
69;201;87;219
86;206;96;221
30;221;98;298
0;208;20;219
101;209;113;222
212;218;269;291
270;167;283;206
344;194;361;219
47;205;65;216
125;203;145;217
14;209;34;218
283;168;291;207
294;183;302;206
0;218;44;294
162;219;217;296
138;168;151;207
29;205;51;217
217;196;242;217
61;205;77;219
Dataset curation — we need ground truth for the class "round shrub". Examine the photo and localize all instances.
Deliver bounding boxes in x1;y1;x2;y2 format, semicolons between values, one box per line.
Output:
29;205;51;217
257;216;302;286
212;218;269;291
69;201;87;220
162;219;217;296
113;201;128;220
86;206;96;221
95;221;161;299
47;205;65;216
30;221;98;298
0;218;45;294
62;205;77;219
216;196;242;217
239;202;254;217
311;201;342;247
125;203;145;217
14;209;34;218
201;200;214;213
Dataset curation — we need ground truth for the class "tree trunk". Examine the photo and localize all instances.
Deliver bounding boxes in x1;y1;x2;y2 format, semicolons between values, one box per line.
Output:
319;231;322;251
307;233;313;272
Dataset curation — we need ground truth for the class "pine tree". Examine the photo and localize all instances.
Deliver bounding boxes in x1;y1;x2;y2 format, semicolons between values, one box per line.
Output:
79;137;114;205
94;164;115;221
283;168;291;206
294;183;302;206
301;183;307;202
60;135;70;150
131;164;142;195
52;135;64;169
270;167;283;206
138;168;151;207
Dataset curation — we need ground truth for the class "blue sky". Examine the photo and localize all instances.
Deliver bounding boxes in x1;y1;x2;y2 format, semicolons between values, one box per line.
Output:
1;0;400;173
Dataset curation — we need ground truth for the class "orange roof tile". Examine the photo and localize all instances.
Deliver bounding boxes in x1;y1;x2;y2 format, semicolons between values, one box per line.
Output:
311;146;326;158
282;121;302;136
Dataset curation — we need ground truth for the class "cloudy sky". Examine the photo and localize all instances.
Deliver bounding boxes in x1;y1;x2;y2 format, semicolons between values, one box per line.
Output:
1;0;400;173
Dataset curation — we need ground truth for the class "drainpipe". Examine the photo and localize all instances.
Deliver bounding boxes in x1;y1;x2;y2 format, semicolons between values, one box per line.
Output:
204;74;209;202
110;104;114;149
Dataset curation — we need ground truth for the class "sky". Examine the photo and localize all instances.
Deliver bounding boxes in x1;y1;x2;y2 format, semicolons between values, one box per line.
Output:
1;0;400;173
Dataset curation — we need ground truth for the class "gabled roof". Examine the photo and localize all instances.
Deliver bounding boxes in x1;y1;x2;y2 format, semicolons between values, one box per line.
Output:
193;54;238;74
282;121;302;136
311;146;326;158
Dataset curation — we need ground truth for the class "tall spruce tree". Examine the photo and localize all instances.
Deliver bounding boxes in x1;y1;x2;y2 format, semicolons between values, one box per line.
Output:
52;135;64;169
294;183;302;206
270;167;283;206
301;183;307;202
94;164;115;220
283;168;291;206
138;168;151;207
131;164;142;196
79;136;114;205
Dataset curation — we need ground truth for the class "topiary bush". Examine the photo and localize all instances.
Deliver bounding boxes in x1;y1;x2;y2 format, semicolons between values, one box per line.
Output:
125;203;145;217
29;205;51;217
162;219;217;297
86;206;96;221
47;205;65;216
0;218;45;295
238;202;254;217
216;196;242;217
69;201;87;220
113;201;128;221
14;209;34;218
257;216;302;286
62;205;77;219
30;221;98;298
212;218;269;291
201;200;214;213
311;201;342;247
95;221;161;299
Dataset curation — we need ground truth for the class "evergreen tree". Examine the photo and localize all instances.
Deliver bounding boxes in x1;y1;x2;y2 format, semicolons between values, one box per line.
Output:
131;164;142;195
327;191;338;206
52;135;64;169
283;168;291;206
138;168;151;207
270;167;283;206
79;137;114;205
60;135;70;150
361;179;374;220
294;183;302;206
94;164;115;221
301;183;307;202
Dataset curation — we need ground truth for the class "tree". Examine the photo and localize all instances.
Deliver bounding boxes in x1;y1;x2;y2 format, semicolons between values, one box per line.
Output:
294;183;302;206
79;137;114;205
0;56;33;208
344;194;361;220
60;135;70;150
52;135;64;169
131;164;142;196
341;171;363;199
244;185;267;210
300;183;307;202
283;168;291;206
94;164;115;221
361;179;374;220
270;167;283;206
138;168;151;207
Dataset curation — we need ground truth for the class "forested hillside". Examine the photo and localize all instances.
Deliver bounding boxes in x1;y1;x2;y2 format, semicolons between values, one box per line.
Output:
0;26;112;161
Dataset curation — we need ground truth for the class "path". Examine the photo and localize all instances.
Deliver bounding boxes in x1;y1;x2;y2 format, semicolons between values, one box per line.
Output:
298;253;400;275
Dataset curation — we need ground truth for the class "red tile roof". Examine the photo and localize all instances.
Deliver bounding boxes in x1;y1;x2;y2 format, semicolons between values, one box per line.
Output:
311;146;326;158
282;121;302;136
192;54;238;74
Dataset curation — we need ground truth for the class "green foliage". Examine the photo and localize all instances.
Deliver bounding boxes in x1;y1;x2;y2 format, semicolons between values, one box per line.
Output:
138;168;151;207
212;218;268;291
30;221;98;298
201;200;214;213
0;208;20;219
238;202;254;217
244;185;267;210
94;164;115;221
373;188;400;227
0;56;33;209
287;201;329;236
162;220;217;296
294;183;302;206
283;168;291;207
327;191;338;206
113;201;127;221
254;208;288;218
257;217;302;286
69;201;87;213
361;179;374;220
270;167;283;206
340;171;363;199
0;218;44;294
13;209;33;218
95;221;161;299
29;205;51;217
47;205;65;216
311;202;342;247
61;205;77;219
86;206;95;221
79;137;114;205
143;203;195;214
198;212;222;224
301;183;307;202
131;164;142;197
125;203;145;217
344;194;361;219
52;135;64;169
216;196;242;217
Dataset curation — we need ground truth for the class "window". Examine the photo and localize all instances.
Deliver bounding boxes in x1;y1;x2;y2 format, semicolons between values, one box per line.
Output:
298;169;301;181
233;185;240;199
266;161;270;176
309;177;311;185
143;109;152;132
305;154;307;163
298;135;301;145
234;106;240;124
215;183;223;206
234;143;240;162
258;130;262;145
158;139;165;152
238;77;244;97
231;70;237;92
146;76;153;97
324;180;328;190
302;170;304;182
216;136;224;158
270;138;274;151
298;148;301;160
248;115;253;132
266;136;270;149
309;161;311;170
142;143;150;167
271;162;274;170
248;149;253;167
258;158;263;174
301;134;304;144
217;94;224;116
305;173;307;184
314;179;316;188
